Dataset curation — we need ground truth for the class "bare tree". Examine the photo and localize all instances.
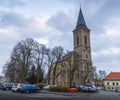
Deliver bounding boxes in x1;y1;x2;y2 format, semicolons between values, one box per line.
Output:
3;38;68;84
3;62;14;82
26;66;37;84
98;70;106;80
3;56;18;82
93;66;106;86
12;38;35;82
67;52;76;87
52;46;65;84
33;43;47;83
45;49;55;84
3;38;48;83
93;67;99;80
45;46;65;84
79;60;93;85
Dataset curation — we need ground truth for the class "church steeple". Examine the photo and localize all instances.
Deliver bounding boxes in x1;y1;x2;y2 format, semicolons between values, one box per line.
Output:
76;8;87;28
73;5;93;85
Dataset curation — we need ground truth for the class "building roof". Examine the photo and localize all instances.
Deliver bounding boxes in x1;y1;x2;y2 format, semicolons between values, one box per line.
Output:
104;72;120;81
76;8;87;28
58;51;74;62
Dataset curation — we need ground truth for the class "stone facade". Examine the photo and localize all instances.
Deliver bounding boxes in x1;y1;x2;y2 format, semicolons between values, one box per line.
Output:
47;7;93;86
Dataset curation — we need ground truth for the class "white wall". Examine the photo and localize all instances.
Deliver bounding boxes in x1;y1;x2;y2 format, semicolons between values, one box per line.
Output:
104;80;120;90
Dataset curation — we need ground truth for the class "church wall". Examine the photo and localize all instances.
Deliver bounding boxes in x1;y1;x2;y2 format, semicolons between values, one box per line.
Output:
46;7;94;86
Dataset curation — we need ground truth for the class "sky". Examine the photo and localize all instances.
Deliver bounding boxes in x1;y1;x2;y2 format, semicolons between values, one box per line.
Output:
0;0;120;75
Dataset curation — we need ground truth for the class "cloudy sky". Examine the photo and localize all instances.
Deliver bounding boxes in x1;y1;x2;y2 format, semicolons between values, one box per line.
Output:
0;0;120;75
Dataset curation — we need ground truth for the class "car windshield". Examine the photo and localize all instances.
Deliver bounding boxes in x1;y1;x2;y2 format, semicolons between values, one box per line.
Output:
5;83;13;86
92;86;96;88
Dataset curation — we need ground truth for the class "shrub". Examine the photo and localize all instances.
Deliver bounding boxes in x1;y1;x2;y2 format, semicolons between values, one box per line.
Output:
35;83;43;89
49;85;69;92
49;86;57;91
35;83;47;89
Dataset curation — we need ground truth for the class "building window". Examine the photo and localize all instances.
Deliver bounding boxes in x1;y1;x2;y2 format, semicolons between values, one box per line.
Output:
107;82;109;85
108;87;110;89
77;35;79;46
86;55;88;58
113;82;115;85
85;35;87;45
76;53;81;60
116;82;119;86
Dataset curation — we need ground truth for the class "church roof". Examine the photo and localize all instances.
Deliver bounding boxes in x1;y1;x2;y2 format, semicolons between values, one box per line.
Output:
58;51;73;62
76;8;87;28
62;51;73;60
103;72;120;81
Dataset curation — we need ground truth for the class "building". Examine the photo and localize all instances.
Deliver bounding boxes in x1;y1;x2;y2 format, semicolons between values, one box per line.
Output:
103;72;120;91
47;7;93;86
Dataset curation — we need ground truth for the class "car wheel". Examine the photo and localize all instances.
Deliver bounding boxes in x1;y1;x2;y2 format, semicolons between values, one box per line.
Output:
6;88;9;91
37;90;40;93
17;89;20;93
26;90;29;93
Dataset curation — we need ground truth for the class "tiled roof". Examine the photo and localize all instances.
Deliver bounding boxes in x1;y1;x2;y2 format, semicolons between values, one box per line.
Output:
103;72;120;81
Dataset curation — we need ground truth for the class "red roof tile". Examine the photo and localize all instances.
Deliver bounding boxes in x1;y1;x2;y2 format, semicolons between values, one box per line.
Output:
104;72;120;81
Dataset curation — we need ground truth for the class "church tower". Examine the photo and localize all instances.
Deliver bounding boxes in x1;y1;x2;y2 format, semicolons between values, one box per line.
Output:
73;8;93;85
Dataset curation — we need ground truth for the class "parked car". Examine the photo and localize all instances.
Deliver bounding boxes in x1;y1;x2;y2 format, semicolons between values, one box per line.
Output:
77;85;85;92
0;82;3;89
70;85;84;92
19;84;41;93
11;83;23;92
91;85;98;92
83;85;97;92
1;83;14;90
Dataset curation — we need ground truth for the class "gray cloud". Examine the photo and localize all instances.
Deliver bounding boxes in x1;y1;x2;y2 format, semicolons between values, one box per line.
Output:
0;0;25;7
47;31;73;51
87;0;120;33
0;12;31;28
59;0;80;4
46;11;74;32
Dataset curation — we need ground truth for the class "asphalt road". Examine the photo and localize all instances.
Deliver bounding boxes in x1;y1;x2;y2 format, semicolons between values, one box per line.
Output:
79;90;120;100
0;90;120;100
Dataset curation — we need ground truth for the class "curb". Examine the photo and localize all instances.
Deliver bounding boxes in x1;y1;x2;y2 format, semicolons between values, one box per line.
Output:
40;91;85;96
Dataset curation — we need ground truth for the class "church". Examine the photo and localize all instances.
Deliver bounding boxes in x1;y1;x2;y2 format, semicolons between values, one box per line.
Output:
47;7;93;86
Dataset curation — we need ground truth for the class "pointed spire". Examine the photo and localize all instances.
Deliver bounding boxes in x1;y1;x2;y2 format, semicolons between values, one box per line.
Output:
76;8;87;28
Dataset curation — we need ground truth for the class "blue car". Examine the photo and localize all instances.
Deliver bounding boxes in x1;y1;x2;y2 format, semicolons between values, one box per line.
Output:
19;84;41;93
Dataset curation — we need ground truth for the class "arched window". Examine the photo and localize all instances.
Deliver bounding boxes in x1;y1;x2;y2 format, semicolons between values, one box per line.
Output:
77;74;79;79
113;82;115;85
116;82;119;86
77;35;79;46
86;55;88;58
85;35;87;45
